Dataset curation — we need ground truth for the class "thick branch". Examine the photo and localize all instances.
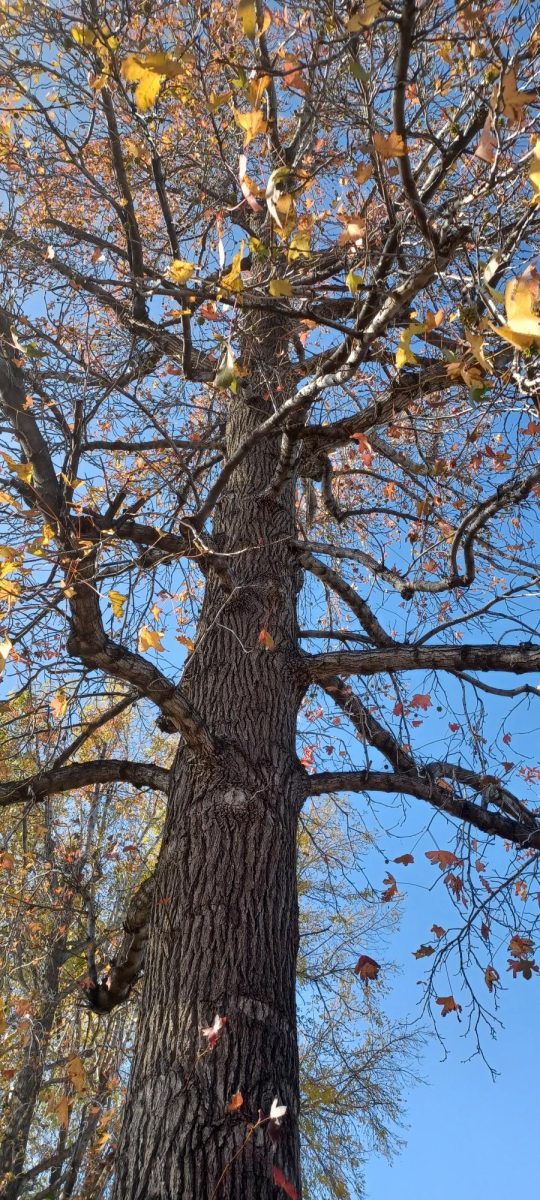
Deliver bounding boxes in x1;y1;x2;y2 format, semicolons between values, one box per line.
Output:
308;771;540;850
308;643;540;680
0;760;169;808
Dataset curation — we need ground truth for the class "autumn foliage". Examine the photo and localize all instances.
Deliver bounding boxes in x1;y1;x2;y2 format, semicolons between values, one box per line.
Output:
0;1;539;1198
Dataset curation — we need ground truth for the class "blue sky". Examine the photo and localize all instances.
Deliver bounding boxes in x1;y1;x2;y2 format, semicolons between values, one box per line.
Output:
364;934;539;1200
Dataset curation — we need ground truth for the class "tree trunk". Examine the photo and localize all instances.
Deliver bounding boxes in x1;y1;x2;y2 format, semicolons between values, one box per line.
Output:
112;320;306;1200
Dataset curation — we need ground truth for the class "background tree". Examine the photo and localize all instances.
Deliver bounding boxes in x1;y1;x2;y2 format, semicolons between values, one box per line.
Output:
0;0;539;1197
0;701;417;1199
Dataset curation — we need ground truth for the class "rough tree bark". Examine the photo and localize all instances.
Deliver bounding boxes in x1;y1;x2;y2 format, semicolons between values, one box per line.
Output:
111;312;307;1200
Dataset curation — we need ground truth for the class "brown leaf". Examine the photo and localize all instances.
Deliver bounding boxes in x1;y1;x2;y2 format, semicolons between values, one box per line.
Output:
431;924;446;939
394;853;414;866
413;943;435;959
508;959;539;980
484;965;500;993
508;934;534;958
381;872;398;902
436;995;462;1018
354;954;380;982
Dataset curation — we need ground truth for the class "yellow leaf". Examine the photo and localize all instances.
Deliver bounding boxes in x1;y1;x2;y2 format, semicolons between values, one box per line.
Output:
259;6;272;35
239;0;257;41
66;1055;86;1095
0;578;20;603
0;997;5;1033
0;637;12;674
504;271;540;338
346;270;363;294
219;243;245;293
134;72;162;112
122;55;149;83
108;590;127;619
233;108;268;146
50;689;68;721
209;91;231;112
396;322;425;368
213;345;239;390
138;626;164;653
488;322;539;350
71;24;96;46
530;139;540;202
373;130;407;159
269;278;292;297
272;193;296;239
137;52;185;79
0;545;17;562
1;452;32;483
121;53;185;83
465;331;492;373
169;259;195;285
248;74;271;109
288;227;311;261
347;0;382;29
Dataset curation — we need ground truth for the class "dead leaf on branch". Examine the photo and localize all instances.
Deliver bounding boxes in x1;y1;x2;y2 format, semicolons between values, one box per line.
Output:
354;954;380;981
436;995;462;1018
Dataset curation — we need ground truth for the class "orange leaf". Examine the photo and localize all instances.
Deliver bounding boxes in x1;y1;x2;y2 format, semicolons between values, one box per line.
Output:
258;628;275;650
394;853;414;866
436;995;462;1018
411;693;431;711
425;849;463;871
227;1090;244;1112
373;130;407;159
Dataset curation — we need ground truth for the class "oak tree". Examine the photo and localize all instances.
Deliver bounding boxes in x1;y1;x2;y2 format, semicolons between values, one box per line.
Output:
0;1;539;1197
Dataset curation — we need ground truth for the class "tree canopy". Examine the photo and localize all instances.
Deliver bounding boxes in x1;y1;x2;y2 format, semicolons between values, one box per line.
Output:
0;1;539;1198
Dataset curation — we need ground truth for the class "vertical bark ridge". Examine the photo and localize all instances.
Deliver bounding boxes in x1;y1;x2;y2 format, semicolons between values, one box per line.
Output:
112;312;305;1199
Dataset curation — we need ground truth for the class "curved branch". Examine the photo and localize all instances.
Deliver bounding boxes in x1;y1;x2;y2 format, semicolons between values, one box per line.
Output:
0;760;169;808
85;875;154;1014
